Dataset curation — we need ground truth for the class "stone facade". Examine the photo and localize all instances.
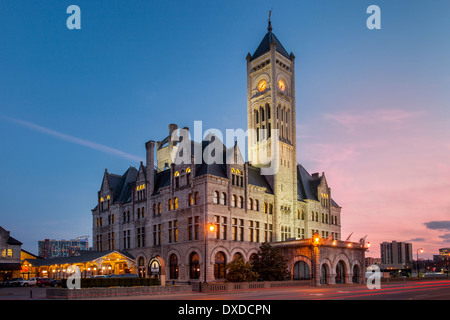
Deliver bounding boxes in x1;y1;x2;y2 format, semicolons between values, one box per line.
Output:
91;21;365;285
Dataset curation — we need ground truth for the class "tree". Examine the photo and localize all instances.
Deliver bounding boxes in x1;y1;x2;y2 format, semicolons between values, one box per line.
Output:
226;257;258;282
251;242;290;281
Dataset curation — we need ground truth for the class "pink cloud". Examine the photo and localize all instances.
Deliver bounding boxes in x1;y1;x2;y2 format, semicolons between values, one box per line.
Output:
298;108;450;259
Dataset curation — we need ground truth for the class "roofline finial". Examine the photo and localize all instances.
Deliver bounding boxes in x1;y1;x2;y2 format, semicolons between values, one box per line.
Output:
267;9;273;32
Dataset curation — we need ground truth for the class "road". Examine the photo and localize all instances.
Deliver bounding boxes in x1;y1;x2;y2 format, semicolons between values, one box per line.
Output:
1;280;450;300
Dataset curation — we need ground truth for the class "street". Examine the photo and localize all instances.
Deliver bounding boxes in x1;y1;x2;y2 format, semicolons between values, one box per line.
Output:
1;279;450;300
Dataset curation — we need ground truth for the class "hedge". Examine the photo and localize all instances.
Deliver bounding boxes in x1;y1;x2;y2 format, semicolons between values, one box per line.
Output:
61;277;160;288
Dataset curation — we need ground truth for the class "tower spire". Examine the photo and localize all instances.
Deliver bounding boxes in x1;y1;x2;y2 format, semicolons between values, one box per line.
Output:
267;9;272;32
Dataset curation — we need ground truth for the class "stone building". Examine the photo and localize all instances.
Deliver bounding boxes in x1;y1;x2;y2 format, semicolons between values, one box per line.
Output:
0;226;22;281
91;20;366;285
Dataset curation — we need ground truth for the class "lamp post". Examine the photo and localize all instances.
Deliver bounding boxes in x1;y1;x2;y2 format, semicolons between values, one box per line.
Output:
416;248;423;277
204;223;215;284
312;232;321;286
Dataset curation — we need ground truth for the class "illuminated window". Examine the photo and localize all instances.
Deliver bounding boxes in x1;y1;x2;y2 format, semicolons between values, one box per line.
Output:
168;199;173;211
174;198;178;210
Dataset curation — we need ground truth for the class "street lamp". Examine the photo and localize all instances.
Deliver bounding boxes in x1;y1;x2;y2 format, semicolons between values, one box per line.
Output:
312;233;321;286
416;248;424;277
204;223;215;284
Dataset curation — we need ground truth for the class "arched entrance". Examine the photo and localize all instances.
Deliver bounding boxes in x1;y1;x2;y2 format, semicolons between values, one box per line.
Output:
138;257;146;278
352;265;360;284
293;261;310;280
214;251;226;279
169;254;178;280
320;264;328;285
189;252;200;280
148;256;166;286
336;260;346;284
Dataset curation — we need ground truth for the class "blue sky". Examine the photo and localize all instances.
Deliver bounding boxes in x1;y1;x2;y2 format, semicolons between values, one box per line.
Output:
1;1;449;258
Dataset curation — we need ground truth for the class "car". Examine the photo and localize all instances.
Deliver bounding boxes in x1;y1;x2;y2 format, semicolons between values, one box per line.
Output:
108;274;138;278
6;278;24;287
50;279;61;287
20;277;40;287
36;278;54;287
90;275;107;279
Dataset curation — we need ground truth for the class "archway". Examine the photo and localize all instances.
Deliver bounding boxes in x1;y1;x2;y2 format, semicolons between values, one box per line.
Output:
169;254;179;280
320;264;329;285
189;252;200;280
138;257;146;278
293;261;310;280
336;260;346;284
214;251;227;279
352;264;360;284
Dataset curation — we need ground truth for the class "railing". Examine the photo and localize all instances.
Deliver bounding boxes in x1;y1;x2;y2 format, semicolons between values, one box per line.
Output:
200;280;311;292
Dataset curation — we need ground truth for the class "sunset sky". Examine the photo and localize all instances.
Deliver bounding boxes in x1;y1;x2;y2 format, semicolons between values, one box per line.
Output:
0;0;449;259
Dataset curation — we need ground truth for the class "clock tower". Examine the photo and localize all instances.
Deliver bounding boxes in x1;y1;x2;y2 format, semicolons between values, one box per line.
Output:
246;19;298;241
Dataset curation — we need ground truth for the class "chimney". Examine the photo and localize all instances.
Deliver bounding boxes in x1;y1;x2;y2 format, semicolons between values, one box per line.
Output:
145;140;155;196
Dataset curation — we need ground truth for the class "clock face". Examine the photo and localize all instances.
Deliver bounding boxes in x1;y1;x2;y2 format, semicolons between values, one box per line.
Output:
258;80;267;92
278;80;286;92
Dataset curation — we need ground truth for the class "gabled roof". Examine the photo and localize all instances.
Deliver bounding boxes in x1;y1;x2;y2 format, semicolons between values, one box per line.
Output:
297;165;339;207
7;236;22;246
248;165;274;194
102;167;138;204
25;250;135;267
251;22;291;62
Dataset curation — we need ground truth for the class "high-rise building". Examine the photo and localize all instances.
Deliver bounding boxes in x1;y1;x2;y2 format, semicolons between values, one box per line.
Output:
38;236;89;259
380;241;413;269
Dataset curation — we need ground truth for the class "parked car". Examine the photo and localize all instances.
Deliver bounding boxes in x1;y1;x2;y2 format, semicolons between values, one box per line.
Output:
50;279;61;287
90;275;107;279
108;274;138;278
37;278;54;287
20;277;40;287
6;278;24;287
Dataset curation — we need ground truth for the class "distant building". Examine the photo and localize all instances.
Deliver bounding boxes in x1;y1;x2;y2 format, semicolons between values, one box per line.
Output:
0;226;22;281
433;248;450;262
365;257;381;266
380;241;413;269
38;236;89;259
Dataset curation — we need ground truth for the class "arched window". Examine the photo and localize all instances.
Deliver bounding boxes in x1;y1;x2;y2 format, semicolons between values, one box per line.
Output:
232;195;237;207
269;204;273;214
255;199;259;211
174;171;180;188
322;213;324;223
153;204;156;215
233;252;244;262
213;191;219;204
336;261;346;284
194;192;199;205
293;261;310;280
255;110;259;124
248;198;253;210
188;194;193;206
352;265;360;284
174;198;178;210
141;207;145;218
239;196;244;209
186;167;191;185
266;103;271;119
169;254;178;280
189;252;200;280
168;199;173;211
221;192;227;205
214;252;227;279
158;203;161;214
312;212;315;221
315;212;319;222
138;257;146;278
249;253;258;264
